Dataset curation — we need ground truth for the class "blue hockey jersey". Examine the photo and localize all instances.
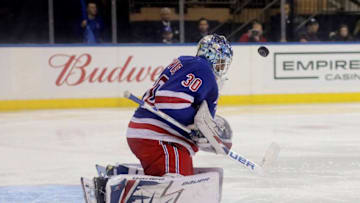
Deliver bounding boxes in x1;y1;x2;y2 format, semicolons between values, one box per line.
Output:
126;56;219;155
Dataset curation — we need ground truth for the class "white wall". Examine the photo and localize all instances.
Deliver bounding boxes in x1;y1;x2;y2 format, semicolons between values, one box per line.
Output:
1;44;359;101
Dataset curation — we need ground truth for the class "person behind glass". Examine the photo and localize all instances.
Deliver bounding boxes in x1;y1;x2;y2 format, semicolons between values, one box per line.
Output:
329;24;354;42
190;18;210;42
298;18;320;42
270;2;295;42
353;20;360;40
238;21;267;42
155;7;179;42
162;26;178;44
80;2;104;43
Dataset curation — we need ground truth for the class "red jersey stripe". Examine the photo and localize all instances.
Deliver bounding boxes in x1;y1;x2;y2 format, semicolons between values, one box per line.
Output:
155;96;192;104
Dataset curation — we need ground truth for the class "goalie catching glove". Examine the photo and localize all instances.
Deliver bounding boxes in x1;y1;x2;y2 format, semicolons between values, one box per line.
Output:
191;101;233;154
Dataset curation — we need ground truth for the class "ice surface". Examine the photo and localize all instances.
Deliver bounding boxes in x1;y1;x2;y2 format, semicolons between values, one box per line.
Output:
1;103;360;202
0;185;82;203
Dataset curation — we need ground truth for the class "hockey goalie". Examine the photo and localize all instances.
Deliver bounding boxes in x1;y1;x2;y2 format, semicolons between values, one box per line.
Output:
81;34;234;203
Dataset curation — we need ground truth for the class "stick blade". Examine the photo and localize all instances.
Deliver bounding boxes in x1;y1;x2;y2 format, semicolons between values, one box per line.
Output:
261;142;281;168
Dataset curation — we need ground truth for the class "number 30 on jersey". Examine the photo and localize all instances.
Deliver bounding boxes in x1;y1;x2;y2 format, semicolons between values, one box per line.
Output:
181;73;202;92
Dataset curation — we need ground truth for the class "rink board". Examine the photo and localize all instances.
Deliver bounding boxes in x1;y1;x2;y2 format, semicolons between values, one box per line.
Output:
1;43;360;111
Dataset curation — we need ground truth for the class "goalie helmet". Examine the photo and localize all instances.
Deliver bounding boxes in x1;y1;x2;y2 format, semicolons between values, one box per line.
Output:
196;34;233;79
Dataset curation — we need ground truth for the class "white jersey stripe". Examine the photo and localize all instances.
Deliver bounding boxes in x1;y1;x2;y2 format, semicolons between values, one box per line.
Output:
126;128;195;155
130;117;186;138
156;90;194;103
160;141;169;173
174;146;179;174
155;103;191;110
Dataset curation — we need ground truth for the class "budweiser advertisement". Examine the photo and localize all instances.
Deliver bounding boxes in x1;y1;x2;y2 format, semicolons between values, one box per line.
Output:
48;54;164;86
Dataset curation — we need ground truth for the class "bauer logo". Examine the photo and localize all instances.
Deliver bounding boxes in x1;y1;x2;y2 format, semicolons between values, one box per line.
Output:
273;51;360;81
228;151;255;170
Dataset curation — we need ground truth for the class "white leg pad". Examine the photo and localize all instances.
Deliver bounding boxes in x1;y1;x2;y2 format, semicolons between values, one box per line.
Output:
105;167;223;203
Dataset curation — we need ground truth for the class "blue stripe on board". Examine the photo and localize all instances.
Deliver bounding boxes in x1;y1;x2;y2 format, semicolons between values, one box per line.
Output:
0;185;83;203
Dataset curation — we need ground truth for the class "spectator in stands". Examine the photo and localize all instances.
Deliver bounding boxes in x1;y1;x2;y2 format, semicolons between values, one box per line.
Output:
154;7;179;42
298;18;320;42
162;26;178;44
329;24;353;42
270;1;296;42
238;21;267;42
189;18;211;42
80;2;104;43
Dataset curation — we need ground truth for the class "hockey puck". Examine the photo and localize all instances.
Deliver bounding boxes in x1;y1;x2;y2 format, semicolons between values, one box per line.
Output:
258;46;269;57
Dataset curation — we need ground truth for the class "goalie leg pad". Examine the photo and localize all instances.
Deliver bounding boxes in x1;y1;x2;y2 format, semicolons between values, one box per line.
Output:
105;167;223;203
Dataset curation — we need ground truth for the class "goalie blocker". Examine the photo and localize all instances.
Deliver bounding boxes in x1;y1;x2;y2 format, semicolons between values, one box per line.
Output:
81;164;223;203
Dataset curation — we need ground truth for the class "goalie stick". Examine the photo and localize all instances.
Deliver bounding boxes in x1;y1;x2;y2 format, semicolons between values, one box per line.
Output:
124;91;280;175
